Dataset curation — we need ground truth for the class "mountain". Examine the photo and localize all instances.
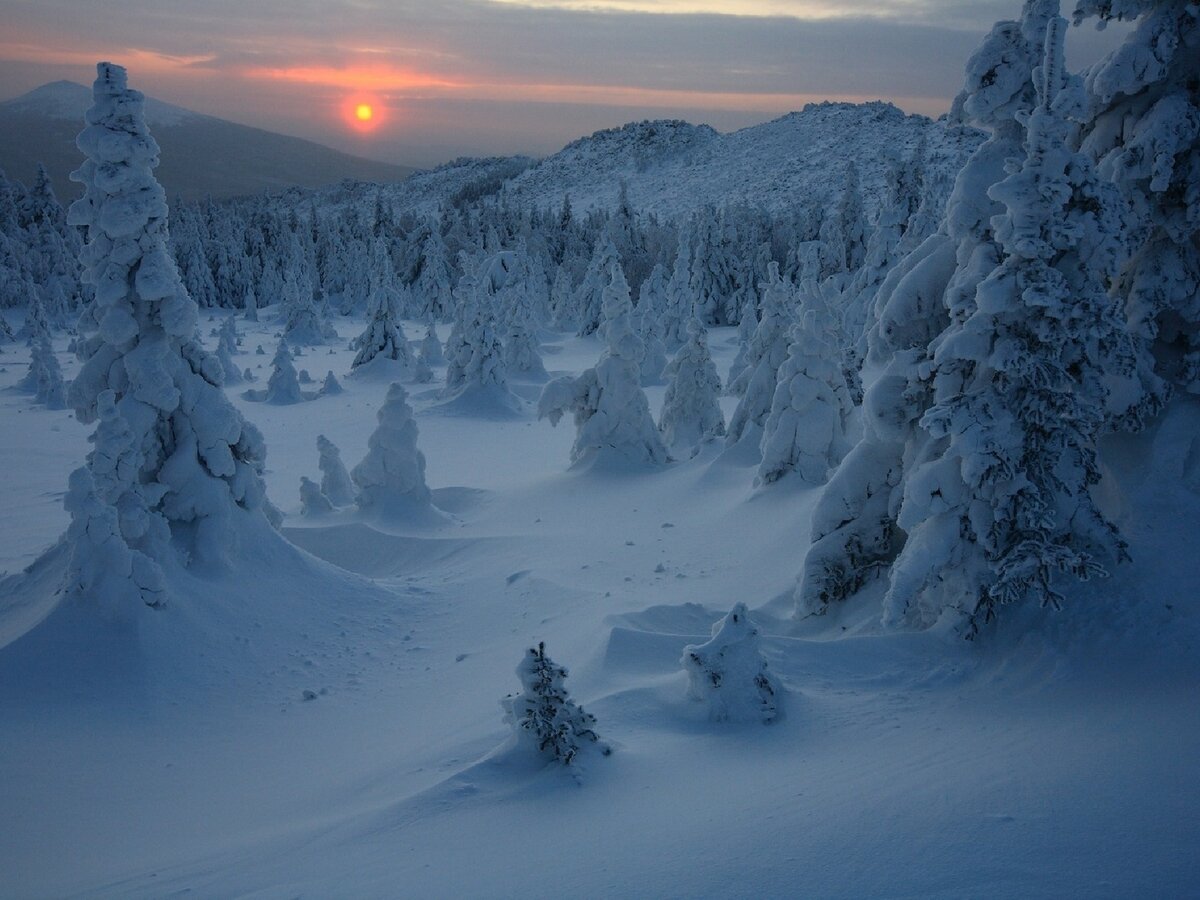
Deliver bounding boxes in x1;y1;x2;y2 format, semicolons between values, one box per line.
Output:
336;101;982;222
0;81;416;202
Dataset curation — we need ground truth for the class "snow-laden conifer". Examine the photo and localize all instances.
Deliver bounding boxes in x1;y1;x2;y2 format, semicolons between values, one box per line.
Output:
419;319;444;367
796;2;1058;621
725;263;794;452
681;603;781;724
880;15;1134;633
63;63;276;607
757;311;853;487
319;370;343;396
216;318;242;384
539;260;669;466
502;642;609;765
352;287;414;373
351;382;435;516
659;318;725;456
263;340;304;404
1073;0;1195;414
299;476;333;516
316;434;355;507
574;235;621;336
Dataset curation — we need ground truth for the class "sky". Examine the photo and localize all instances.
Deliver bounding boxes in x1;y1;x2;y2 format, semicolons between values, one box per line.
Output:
0;0;1125;168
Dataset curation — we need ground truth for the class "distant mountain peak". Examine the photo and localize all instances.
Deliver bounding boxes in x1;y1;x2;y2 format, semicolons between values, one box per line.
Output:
2;79;197;127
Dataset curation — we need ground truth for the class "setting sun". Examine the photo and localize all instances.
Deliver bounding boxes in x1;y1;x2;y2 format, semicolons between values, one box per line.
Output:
341;95;385;134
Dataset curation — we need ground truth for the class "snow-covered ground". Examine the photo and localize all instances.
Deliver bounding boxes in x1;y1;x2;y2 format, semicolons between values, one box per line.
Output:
1;310;1197;897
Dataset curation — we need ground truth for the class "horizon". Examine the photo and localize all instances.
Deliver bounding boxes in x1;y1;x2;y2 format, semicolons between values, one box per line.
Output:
0;0;1126;170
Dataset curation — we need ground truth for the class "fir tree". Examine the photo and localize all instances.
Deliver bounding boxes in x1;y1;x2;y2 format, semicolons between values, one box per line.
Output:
64;63;276;609
502;642;609;765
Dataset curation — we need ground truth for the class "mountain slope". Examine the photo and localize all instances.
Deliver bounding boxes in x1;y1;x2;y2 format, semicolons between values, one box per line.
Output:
0;81;416;202
351;101;981;222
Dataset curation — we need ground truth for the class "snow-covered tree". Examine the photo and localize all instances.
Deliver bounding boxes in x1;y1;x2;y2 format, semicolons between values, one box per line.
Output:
262;339;303;404
659;318;725;456
880;15;1135;633
664;224;696;345
352;288;414;373
443;279;513;405
757;312;853;487
501;642;609;765
796;1;1060;622
539;260;669;466
419;319;444;368
316;434;355;507
63;63;276;608
319;370;343;396
215;318;242;384
299;476;333;516
1074;0;1196;414
574;235;622;336
19;334;67;409
351;382;435;516
681;603;781;724
726;263;794;452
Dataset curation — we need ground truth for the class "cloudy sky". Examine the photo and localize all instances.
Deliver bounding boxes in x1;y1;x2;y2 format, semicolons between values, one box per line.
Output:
0;0;1122;167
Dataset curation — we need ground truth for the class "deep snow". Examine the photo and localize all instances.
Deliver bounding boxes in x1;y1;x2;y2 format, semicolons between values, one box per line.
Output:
0;308;1197;898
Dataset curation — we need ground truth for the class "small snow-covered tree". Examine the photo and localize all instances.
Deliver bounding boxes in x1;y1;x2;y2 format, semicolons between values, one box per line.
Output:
63;63;276;607
263;339;303;404
659;318;725;456
574;235;621;336
351;382;434;515
726;263;795;452
419;319;444;367
320;370;343;396
681;603;781;724
215;318;242;384
539;260;669;466
501;642;609;765
757;312;853;487
316;434;355;507
352;288;414;373
299;476;333;516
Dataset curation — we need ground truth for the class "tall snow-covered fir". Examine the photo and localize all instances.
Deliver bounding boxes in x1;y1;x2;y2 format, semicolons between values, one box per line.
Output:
63;62;277;611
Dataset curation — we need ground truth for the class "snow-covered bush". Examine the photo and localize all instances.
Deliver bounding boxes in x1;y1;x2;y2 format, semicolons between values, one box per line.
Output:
681;603;781;724
659;318;725;456
501;642;609;765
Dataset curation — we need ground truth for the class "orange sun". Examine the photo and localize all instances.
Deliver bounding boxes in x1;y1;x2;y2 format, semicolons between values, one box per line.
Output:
342;96;385;133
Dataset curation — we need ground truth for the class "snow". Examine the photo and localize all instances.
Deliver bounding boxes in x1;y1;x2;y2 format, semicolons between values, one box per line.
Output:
0;306;1197;897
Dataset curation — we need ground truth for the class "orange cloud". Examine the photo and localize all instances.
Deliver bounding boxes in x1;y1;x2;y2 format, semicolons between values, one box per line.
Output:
243;64;459;92
242;62;930;115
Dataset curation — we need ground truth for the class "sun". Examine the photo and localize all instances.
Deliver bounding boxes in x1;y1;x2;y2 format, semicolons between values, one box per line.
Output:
342;96;385;133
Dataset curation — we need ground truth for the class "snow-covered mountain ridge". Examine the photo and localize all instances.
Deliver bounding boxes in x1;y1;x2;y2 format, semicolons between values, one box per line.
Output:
306;101;982;222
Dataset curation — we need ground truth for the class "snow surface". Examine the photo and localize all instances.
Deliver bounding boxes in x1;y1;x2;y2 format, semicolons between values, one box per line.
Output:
1;307;1198;897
